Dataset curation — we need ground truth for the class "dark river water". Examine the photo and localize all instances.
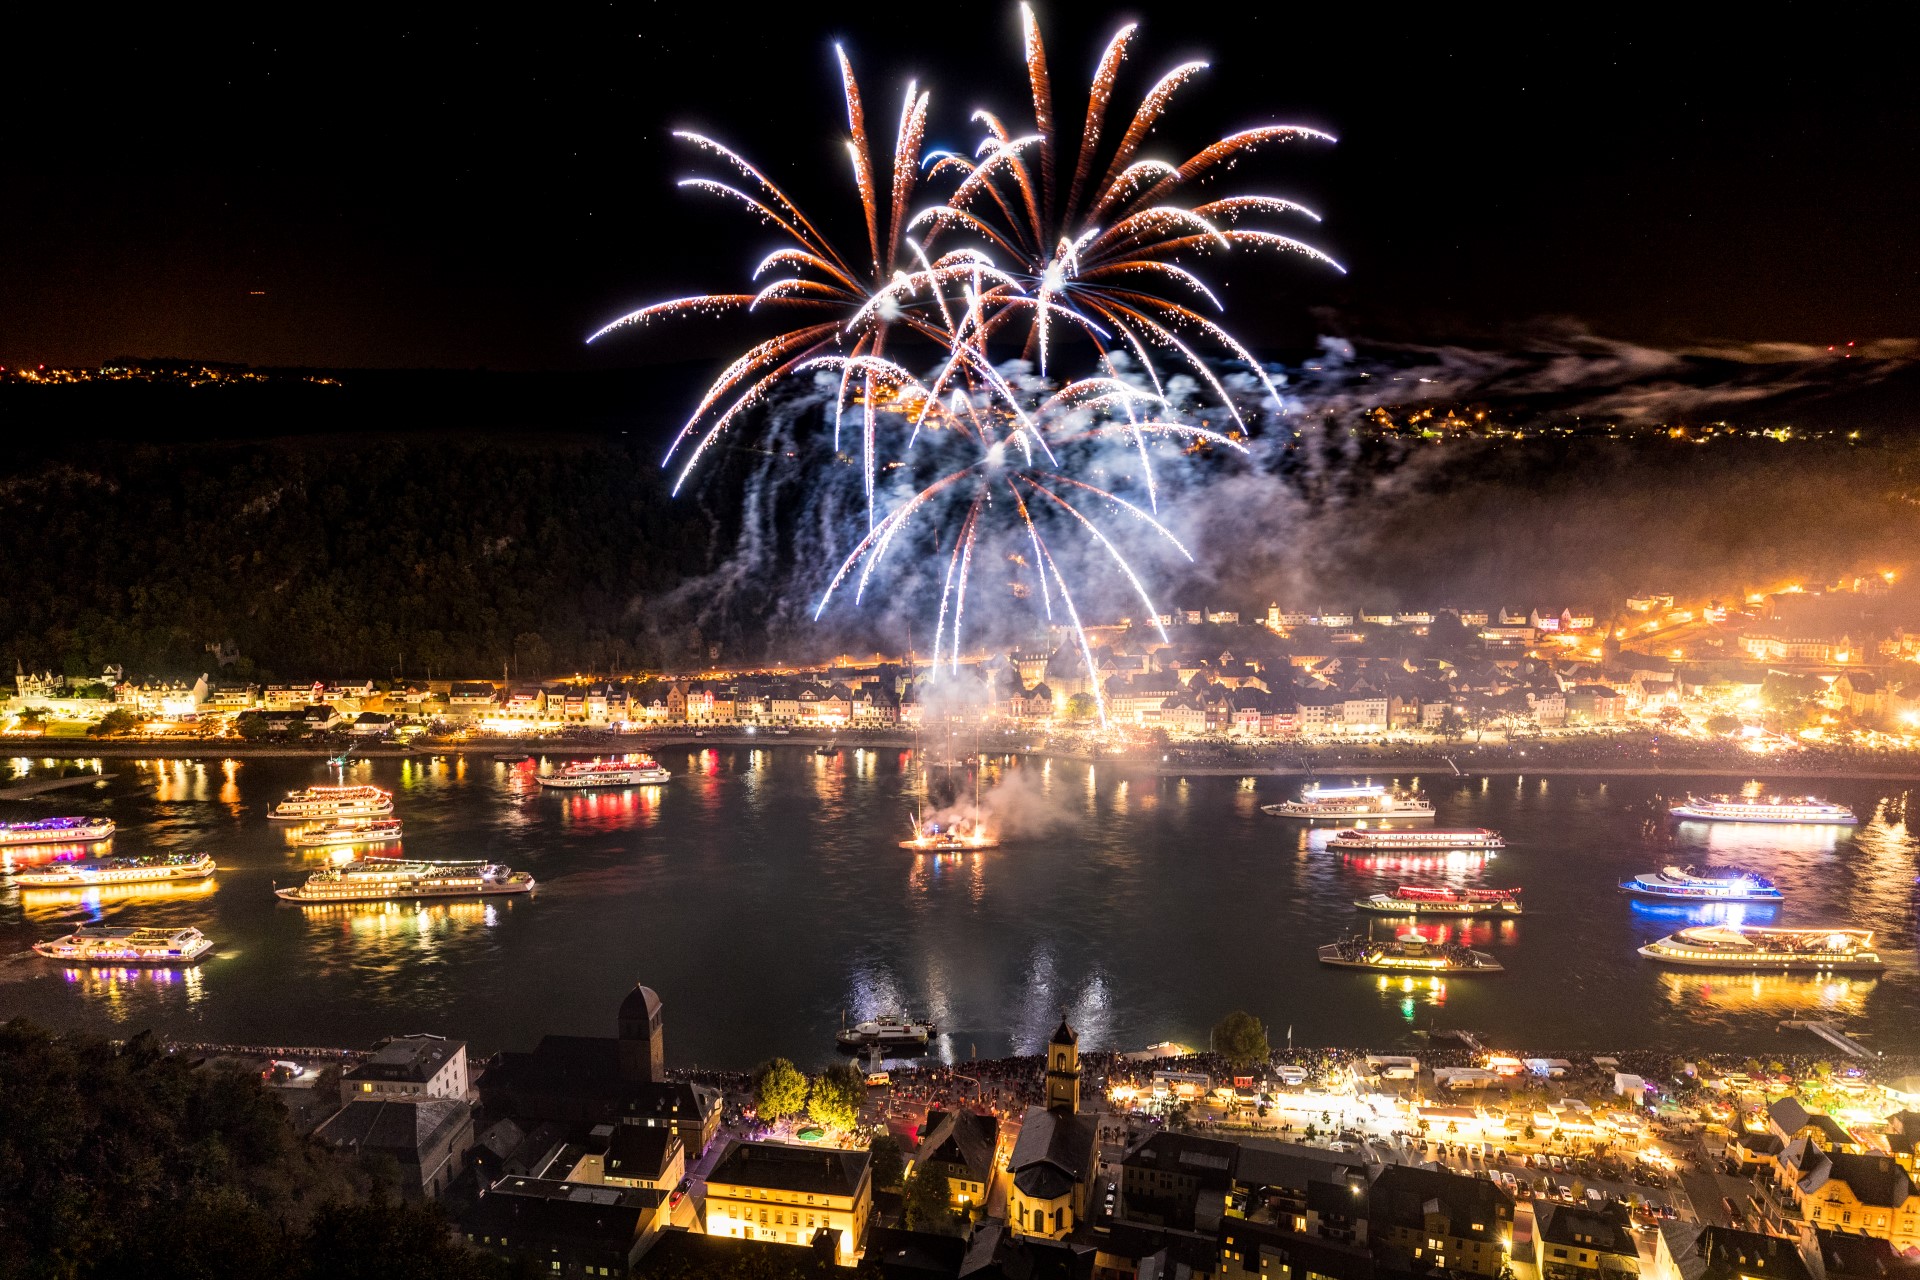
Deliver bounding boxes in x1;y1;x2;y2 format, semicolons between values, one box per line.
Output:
3;749;1917;1064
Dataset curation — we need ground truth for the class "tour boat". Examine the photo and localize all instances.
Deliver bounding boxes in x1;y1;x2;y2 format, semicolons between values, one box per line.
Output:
292;818;403;848
268;785;394;821
274;856;534;903
900;813;998;852
1317;934;1504;974
1620;866;1784;903
0;815;115;846
534;757;670;789
1667;795;1858;825
1638;925;1884;972
1355;885;1523;916
1327;827;1503;852
1264;785;1434;820
33;925;214;965
12;851;216;888
836;1013;936;1051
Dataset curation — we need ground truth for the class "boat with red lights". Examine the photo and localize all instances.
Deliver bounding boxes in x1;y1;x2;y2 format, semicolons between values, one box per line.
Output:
1355;885;1522;916
535;757;670;789
1328;828;1503;852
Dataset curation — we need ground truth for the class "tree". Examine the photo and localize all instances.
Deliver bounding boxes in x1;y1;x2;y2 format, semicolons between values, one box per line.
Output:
1704;713;1741;736
0;1020;510;1280
1437;707;1468;742
88;707;139;737
16;705;48;727
1210;1011;1270;1069
808;1063;867;1132
752;1058;808;1122
903;1164;959;1235
868;1134;906;1190
1064;691;1098;722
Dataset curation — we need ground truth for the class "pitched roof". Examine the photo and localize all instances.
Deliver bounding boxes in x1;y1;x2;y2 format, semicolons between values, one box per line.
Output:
1008;1106;1097;1201
918;1109;999;1183
315;1098;469;1160
1536;1203;1638;1258
1369;1165;1512;1244
1826;1153;1914;1208
1657;1224;1816;1280
708;1140;871;1198
606;1125;681;1180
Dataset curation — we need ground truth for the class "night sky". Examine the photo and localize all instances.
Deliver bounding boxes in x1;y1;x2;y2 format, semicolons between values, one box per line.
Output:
4;4;1914;371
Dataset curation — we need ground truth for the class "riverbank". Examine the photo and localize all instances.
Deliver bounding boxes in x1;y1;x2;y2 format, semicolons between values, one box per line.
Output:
5;732;1919;783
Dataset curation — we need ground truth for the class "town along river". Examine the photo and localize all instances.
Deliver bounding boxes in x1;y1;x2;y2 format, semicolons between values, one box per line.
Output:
2;750;1916;1062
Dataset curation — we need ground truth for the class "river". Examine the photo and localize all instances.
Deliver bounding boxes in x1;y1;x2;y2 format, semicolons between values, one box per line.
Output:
2;748;1916;1063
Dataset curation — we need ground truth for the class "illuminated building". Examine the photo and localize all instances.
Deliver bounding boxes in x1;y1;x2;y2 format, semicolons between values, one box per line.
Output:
1533;1203;1641;1280
909;1109;999;1215
703;1141;871;1265
1368;1165;1513;1278
1007;1019;1099;1240
342;1034;469;1103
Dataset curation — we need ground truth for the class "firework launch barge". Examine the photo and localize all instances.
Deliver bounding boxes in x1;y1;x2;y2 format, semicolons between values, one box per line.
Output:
899;813;998;852
1264;785;1434;820
1318;935;1505;974
0;816;115;846
11;852;215;888
1638;925;1884;972
1355;886;1522;917
274;857;534;904
33;925;214;965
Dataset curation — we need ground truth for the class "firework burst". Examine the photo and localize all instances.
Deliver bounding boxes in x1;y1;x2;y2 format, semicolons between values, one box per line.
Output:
589;12;1341;725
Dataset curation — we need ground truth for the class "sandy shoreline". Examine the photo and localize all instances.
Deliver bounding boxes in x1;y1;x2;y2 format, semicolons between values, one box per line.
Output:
4;734;1918;783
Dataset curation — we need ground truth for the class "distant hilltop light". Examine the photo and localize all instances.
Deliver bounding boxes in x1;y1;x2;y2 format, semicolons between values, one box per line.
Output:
247;291;267;296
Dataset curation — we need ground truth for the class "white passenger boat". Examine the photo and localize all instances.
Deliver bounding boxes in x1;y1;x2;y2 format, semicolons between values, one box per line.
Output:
0;816;115;846
275;857;534;903
292;818;403;848
12;851;215;888
535;757;670;789
1639;925;1883;972
1264;785;1434;820
33;925;214;965
1667;795;1857;825
268;785;394;821
1620;866;1783;903
1327;827;1502;852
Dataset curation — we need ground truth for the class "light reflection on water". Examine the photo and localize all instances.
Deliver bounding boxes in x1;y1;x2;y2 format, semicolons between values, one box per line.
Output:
0;755;1912;1061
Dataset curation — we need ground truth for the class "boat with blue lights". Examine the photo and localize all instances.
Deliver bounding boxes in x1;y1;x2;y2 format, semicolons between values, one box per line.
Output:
0;815;115;847
1621;865;1783;903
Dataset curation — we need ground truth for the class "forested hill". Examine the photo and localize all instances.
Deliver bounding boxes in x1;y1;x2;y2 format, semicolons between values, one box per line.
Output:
0;434;720;681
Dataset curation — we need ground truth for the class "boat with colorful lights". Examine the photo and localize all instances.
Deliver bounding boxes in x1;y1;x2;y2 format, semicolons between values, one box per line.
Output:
267;785;394;821
12;851;216;888
1355;886;1523;916
1328;827;1503;852
1667;795;1858;825
1264;785;1434;820
292;818;404;848
535;757;670;789
1620;866;1783;903
836;1013;936;1051
0;816;115;846
899;812;998;852
274;857;534;903
1317;934;1504;974
32;925;214;965
1638;925;1884;972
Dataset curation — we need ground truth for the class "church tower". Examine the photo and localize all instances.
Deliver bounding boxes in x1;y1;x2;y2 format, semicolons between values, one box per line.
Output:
617;983;665;1083
1044;1015;1080;1114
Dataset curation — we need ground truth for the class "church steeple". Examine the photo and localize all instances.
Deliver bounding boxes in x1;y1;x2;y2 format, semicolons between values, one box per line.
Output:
1044;1015;1080;1114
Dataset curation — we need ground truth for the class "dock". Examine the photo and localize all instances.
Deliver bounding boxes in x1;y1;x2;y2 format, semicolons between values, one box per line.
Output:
1779;1020;1874;1059
0;772;114;801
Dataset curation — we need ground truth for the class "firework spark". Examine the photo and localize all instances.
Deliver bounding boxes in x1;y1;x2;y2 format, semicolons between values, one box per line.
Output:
589;14;1340;725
